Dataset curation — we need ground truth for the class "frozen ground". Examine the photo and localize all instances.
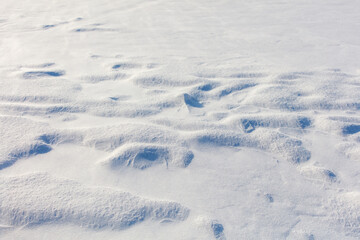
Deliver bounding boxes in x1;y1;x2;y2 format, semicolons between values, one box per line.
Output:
0;0;360;239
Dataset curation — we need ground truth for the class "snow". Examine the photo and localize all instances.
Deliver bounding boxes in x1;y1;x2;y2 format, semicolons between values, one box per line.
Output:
0;173;189;229
1;0;360;239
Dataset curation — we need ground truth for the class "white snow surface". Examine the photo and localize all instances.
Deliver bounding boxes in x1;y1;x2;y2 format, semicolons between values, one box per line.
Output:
1;0;360;239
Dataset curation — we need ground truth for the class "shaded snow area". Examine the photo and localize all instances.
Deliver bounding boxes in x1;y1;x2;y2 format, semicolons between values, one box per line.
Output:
1;0;360;239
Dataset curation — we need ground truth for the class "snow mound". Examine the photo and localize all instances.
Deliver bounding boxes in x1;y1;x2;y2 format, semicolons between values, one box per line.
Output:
0;173;189;230
0;117;51;170
194;129;311;163
330;192;360;237
300;166;337;184
101;143;193;169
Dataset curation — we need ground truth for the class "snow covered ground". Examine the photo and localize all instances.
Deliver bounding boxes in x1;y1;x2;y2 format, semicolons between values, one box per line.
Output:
1;0;360;239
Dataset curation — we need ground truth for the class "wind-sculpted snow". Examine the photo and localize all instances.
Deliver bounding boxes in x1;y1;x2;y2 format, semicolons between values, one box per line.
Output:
134;75;199;88
1;143;52;170
194;129;311;164
1;0;360;238
228;115;312;133
300;166;337;184
101;143;193;169
330;192;360;237
0;116;51;170
82;73;127;83
32;124;193;169
0;65;359;238
240;71;360;111
1;67;354;168
0;174;189;229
